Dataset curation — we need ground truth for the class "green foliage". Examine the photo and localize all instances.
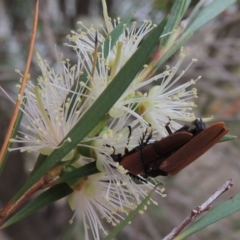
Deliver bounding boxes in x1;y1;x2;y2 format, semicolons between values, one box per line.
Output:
177;192;240;239
1;183;72;229
0;1;238;239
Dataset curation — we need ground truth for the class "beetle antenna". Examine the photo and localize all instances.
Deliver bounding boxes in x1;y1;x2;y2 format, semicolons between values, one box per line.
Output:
124;126;132;154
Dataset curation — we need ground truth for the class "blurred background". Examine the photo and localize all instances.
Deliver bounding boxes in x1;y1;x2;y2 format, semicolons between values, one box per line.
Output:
0;0;240;239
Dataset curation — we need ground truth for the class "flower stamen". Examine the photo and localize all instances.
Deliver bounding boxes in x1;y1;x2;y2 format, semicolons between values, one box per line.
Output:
34;86;58;141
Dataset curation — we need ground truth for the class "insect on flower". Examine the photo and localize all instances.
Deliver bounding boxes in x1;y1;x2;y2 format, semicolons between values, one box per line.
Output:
111;119;229;178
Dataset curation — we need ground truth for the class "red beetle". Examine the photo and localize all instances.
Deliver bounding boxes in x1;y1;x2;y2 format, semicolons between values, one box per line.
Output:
112;119;229;177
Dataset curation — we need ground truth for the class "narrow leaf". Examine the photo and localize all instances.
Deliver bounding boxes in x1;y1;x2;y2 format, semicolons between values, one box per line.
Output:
102;14;133;58
59;161;99;182
1;162;98;228
1;183;72;229
65;14;132;120
12;17;168;201
219;134;237;143
161;0;188;46
155;0;236;71
176;192;240;239
156;32;192;69
104;187;156;240
30;154;48;176
219;135;238;142
183;0;236;37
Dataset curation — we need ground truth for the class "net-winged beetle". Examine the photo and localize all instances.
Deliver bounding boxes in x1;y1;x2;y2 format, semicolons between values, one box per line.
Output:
111;119;229;178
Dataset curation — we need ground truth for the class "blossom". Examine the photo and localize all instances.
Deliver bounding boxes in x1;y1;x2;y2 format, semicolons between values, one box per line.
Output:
62;111;167;240
68;169;164;240
8;56;166;240
65;4;201;137
133;51;201;137
68;172;130;240
68;120;166;240
9;52;88;158
65;0;163;120
5;1;203;239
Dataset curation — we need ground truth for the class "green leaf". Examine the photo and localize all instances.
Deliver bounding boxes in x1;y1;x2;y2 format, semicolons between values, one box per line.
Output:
183;0;236;37
102;14;133;58
12;17;168;202
59;161;99;183
156;32;192;70
1;162;98;228
219;134;237;143
104;187;156;240
65;14;132;120
181;0;191;17
156;0;236;72
176;191;240;239
187;0;206;23
0;183;72;229
161;0;189;46
82;13;133;77
30;154;48;176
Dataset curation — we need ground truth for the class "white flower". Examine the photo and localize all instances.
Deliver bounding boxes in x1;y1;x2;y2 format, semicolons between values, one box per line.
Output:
68;115;166;239
9;52;88;159
65;9;156;119
4;1;203;238
65;3;200;137
0;0;223;240
68;172;130;240
126;50;202;137
68;153;165;240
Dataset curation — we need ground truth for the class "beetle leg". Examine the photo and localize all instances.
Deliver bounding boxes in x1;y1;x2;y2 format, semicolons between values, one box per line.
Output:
143;124;153;146
127;172;148;183
105;144;123;162
138;125;155;177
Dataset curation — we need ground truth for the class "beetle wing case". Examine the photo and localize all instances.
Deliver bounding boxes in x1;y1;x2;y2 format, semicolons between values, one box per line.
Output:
160;122;230;175
120;132;193;175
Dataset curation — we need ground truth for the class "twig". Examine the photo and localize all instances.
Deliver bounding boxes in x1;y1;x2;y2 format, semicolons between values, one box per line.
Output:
162;179;233;240
0;0;39;164
0;176;47;223
0;163;64;222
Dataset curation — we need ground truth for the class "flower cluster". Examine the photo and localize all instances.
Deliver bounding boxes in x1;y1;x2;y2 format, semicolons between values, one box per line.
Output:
8;2;202;240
